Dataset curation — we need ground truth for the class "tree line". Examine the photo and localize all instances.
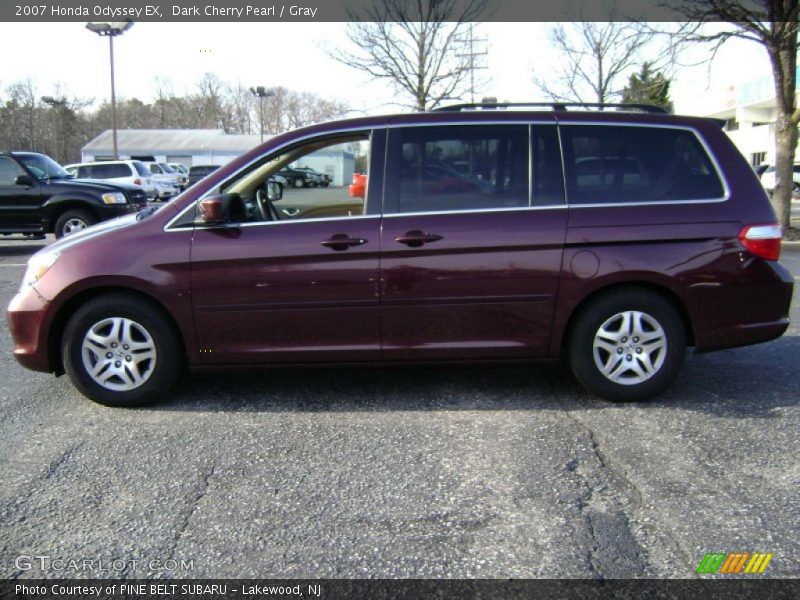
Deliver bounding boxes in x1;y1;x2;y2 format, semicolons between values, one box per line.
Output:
0;73;350;164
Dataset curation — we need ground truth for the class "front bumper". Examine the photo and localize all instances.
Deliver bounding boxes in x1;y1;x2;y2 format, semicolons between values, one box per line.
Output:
7;286;52;373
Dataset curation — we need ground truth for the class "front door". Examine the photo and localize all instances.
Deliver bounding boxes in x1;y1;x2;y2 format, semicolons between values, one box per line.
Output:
0;156;42;230
380;124;567;360
190;130;383;364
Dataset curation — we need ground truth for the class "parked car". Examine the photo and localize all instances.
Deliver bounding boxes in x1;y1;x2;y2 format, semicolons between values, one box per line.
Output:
64;160;156;199
168;163;189;177
0;151;147;239
143;162;180;198
759;163;800;195
279;166;320;188
187;165;220;187
158;162;188;191
152;179;178;201
7;103;793;407
294;167;332;187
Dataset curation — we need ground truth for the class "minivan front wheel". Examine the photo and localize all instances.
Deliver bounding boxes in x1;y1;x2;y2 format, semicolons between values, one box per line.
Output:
62;294;181;407
568;289;686;402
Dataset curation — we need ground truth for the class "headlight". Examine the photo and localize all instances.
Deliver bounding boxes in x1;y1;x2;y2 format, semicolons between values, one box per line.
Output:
20;251;60;291
101;192;127;204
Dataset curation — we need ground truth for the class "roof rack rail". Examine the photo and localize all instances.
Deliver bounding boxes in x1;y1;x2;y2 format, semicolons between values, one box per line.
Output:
430;102;669;114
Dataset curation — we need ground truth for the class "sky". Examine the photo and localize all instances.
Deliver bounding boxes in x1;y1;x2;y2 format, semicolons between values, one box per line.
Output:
0;21;774;118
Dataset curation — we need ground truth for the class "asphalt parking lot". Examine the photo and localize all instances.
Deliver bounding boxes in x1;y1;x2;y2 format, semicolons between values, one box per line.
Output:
0;235;798;579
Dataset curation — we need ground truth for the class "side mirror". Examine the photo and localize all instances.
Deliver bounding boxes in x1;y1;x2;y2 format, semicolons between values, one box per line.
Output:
198;194;244;226
266;180;283;201
198;195;228;225
15;174;34;187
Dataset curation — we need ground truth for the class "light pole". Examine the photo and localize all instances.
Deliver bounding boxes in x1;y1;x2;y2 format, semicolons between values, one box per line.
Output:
41;96;67;162
249;86;275;143
86;20;134;159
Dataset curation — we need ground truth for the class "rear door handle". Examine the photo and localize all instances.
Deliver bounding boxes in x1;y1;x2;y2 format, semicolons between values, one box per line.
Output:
321;234;368;251
394;230;443;248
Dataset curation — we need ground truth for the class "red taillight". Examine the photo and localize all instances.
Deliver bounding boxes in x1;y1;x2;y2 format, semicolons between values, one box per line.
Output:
134;178;141;185
738;223;782;261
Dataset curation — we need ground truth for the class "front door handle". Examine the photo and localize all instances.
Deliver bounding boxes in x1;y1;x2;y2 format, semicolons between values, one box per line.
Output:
394;230;443;248
321;233;368;251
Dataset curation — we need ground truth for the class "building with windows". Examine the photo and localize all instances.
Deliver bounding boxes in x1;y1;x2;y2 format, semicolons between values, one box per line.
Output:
703;67;800;168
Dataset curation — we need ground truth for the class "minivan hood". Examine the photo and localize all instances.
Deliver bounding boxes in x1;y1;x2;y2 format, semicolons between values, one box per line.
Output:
44;213;140;255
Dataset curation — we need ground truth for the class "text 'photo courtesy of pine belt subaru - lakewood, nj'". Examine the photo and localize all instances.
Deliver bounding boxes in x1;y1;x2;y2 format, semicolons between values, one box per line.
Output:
6;103;795;407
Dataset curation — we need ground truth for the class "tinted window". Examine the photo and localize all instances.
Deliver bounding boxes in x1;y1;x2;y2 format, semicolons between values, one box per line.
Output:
133;161;150;177
91;163;131;179
561;125;724;204
149;164;162;174
532;126;565;206
393;125;529;213
0;157;25;185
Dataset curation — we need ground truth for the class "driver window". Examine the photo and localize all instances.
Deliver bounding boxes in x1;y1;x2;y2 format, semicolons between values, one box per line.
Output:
0;157;25;185
223;133;371;224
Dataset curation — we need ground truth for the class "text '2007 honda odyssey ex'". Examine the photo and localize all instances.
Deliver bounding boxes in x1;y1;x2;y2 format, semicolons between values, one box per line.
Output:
7;103;794;406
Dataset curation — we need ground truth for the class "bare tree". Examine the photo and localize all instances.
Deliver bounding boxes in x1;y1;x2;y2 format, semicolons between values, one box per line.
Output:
663;1;798;230
535;22;669;104
330;0;487;111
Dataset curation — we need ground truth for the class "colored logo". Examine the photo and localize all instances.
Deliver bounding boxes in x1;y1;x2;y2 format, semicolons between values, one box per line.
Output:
696;552;773;575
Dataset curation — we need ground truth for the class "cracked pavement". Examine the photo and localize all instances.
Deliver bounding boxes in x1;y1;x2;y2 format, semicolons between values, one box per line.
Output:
0;237;798;578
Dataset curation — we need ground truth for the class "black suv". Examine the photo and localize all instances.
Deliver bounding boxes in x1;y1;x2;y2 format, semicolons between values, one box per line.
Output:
0;152;148;239
279;166;324;188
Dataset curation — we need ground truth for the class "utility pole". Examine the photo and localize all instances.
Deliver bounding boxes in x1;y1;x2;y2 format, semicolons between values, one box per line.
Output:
455;23;489;103
86;21;134;159
40;96;67;162
249;86;275;144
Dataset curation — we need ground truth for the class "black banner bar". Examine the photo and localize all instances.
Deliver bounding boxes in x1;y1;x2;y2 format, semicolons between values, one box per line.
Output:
0;0;764;22
2;579;800;600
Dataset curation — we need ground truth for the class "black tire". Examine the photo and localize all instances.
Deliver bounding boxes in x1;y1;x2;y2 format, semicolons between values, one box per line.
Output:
54;209;96;239
62;294;182;407
568;288;687;402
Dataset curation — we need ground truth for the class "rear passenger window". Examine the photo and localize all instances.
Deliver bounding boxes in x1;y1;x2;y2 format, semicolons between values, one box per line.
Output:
561;125;724;204
392;125;529;213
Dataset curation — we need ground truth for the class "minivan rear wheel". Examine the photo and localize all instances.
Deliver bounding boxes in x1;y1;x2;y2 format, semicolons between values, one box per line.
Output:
568;289;686;402
62;294;181;407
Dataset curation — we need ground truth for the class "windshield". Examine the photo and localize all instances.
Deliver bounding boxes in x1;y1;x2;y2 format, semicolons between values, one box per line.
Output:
159;163;176;173
16;153;72;180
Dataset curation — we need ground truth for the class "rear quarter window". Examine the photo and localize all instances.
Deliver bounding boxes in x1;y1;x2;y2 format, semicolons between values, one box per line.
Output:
133;161;150;177
561;125;725;204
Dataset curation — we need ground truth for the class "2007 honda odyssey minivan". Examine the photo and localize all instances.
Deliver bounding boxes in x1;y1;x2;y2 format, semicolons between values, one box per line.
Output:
7;103;794;406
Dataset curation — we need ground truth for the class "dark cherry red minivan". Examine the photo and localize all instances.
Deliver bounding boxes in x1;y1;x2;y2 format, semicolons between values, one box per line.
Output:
7;104;794;406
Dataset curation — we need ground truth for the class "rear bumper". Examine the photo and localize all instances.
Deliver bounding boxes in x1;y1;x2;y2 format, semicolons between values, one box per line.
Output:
692;259;793;352
695;318;790;353
7;286;52;373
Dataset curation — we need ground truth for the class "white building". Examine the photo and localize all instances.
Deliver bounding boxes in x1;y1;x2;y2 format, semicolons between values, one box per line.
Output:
704;67;800;168
81;129;356;186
